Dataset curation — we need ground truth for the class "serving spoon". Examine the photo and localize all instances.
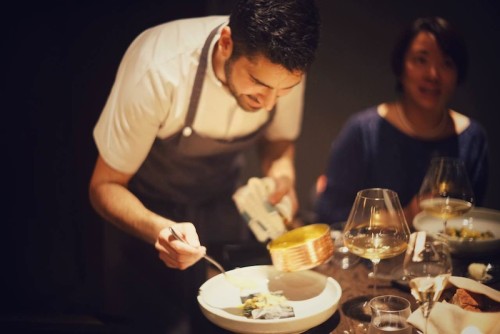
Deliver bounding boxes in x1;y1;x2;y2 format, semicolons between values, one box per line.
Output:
169;226;259;290
169;226;227;275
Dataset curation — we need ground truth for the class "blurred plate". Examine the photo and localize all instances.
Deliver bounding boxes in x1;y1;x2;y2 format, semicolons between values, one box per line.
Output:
413;207;500;256
198;265;341;334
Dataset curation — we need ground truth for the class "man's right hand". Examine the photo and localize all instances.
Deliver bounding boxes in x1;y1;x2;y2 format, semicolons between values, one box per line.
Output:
155;222;206;270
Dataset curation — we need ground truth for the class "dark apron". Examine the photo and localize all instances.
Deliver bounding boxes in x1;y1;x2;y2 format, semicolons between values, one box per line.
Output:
102;23;275;333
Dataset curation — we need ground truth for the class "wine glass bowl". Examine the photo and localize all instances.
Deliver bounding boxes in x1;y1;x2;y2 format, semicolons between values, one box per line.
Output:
343;188;411;267
418;157;475;221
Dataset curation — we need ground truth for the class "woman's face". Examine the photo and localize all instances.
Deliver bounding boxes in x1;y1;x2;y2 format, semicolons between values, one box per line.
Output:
401;31;458;112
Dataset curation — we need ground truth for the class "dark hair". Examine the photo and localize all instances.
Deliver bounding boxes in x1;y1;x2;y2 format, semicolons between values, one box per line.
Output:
391;17;468;92
228;0;320;72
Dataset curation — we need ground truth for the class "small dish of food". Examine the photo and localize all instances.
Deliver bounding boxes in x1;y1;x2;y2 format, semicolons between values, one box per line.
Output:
197;265;342;334
413;207;500;256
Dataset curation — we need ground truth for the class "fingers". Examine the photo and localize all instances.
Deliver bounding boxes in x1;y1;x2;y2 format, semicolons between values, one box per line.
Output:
286;188;299;217
155;223;205;270
267;176;291;204
267;176;299;216
181;223;202;248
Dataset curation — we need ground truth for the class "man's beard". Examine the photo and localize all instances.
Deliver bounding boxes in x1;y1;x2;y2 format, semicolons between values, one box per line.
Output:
223;58;258;112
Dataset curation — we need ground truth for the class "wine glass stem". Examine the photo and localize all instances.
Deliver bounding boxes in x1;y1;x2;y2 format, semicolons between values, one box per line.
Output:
371;259;380;296
422;302;432;334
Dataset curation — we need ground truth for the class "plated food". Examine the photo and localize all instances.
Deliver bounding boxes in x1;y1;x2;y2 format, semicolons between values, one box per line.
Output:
413;207;500;255
444;286;500;313
197;265;341;334
443;226;495;240
450;288;500;312
468;263;491;282
241;291;294;320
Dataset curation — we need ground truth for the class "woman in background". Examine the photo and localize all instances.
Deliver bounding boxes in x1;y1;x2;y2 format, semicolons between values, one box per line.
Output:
315;17;489;228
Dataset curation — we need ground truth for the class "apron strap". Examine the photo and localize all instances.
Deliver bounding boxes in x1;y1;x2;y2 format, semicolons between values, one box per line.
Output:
184;23;223;128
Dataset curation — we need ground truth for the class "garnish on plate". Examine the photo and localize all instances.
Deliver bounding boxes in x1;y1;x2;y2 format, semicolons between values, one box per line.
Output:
240;291;295;320
443;226;494;240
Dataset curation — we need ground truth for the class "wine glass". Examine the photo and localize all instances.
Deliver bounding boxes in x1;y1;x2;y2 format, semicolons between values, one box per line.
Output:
330;228;360;270
403;232;452;334
343;188;411;318
418;157;475;232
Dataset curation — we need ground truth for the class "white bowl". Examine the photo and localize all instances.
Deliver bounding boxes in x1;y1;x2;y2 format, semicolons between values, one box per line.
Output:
413;207;500;256
197;265;341;334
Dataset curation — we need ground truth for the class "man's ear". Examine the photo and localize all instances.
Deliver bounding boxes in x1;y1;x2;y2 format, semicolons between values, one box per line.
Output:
218;26;233;59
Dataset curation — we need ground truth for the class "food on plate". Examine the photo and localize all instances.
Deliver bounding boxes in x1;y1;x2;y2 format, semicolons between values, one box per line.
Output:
468;263;488;281
443;226;494;240
450;288;500;312
240;291;295;319
451;288;481;312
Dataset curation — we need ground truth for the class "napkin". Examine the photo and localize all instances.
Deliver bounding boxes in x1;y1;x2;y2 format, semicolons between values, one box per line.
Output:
233;177;292;242
407;276;500;334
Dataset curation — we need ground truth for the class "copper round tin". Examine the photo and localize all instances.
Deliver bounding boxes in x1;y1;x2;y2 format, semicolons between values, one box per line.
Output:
267;224;334;272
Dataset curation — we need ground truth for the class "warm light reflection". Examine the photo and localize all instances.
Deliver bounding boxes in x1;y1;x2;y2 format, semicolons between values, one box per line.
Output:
439;182;448;194
461;326;483;334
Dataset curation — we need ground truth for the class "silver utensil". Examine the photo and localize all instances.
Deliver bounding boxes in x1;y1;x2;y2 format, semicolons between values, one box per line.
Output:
168;226;227;276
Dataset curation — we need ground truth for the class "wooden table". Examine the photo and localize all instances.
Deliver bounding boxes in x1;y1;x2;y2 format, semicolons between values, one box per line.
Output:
204;242;499;334
307;252;499;334
305;255;417;334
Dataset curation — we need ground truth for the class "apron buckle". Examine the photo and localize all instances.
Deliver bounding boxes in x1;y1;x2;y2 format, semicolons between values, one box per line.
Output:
182;126;193;137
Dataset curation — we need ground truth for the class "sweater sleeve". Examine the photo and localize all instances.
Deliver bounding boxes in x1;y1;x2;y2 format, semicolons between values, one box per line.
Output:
462;121;489;206
315;114;369;225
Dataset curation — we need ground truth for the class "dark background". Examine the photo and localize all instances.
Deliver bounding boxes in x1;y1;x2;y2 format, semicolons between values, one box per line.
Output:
3;0;499;330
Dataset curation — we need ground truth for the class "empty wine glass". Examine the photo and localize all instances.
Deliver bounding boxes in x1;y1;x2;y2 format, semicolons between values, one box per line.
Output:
343;188;411;319
403;232;452;334
418;157;475;232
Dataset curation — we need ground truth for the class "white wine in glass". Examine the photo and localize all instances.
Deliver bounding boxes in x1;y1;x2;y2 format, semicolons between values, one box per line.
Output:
343;188;411;321
403;232;452;334
418;157;475;225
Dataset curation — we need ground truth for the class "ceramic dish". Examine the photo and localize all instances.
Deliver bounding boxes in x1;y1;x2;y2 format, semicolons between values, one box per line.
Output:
413;207;500;256
197;265;342;334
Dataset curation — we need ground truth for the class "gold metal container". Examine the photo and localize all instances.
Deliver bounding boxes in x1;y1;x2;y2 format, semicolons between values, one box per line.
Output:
267;223;334;272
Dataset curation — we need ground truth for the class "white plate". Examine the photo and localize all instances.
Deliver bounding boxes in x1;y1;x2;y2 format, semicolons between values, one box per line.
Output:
413;207;500;255
197;265;341;334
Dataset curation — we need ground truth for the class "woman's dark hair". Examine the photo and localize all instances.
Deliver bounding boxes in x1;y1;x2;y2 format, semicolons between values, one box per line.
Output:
228;0;320;72
391;17;468;92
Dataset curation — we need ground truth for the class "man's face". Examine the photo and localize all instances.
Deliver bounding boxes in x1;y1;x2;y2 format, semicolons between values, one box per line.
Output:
223;54;303;112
